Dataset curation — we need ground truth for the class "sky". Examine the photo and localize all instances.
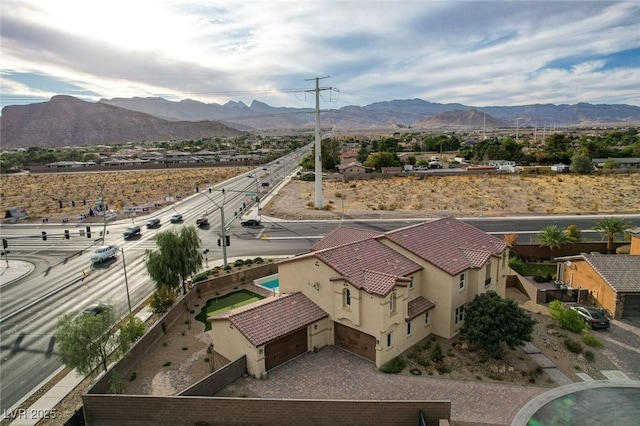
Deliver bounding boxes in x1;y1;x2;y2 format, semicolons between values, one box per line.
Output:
1;0;640;112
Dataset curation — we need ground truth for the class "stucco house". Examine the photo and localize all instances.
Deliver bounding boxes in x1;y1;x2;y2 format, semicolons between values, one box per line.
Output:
337;161;368;174
210;217;510;378
555;227;640;319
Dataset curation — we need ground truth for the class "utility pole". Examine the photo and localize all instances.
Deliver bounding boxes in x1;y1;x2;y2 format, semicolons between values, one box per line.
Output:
305;76;331;209
99;183;107;243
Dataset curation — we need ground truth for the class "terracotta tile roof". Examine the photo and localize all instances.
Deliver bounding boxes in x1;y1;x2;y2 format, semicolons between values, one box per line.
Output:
582;254;640;293
316;238;423;296
407;296;436;321
211;292;327;347
312;226;383;251
384;217;507;276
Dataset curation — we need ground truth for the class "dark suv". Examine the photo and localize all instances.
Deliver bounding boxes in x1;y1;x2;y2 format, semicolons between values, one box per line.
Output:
123;225;141;239
146;218;161;229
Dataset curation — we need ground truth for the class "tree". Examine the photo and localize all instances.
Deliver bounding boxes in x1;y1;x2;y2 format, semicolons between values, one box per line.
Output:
593;217;631;253
570;154;594;174
55;304;117;374
363;152;401;170
566;224;582;243
461;291;536;359
146;226;203;294
536;225;572;260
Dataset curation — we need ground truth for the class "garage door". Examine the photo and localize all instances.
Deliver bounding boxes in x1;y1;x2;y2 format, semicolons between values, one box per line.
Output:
334;323;376;362
265;327;308;370
623;294;640;318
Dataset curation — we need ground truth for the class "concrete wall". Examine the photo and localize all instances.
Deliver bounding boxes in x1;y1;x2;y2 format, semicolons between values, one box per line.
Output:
511;242;626;260
558;261;620;317
178;356;246;397
82;396;450;426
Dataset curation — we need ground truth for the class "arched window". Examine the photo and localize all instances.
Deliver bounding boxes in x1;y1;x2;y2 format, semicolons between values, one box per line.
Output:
343;288;351;306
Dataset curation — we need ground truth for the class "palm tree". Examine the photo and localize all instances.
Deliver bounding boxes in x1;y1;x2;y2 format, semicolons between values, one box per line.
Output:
593;217;631;253
536;225;571;260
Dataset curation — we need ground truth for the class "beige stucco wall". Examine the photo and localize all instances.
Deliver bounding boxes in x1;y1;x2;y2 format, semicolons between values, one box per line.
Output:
630;235;640;255
309;317;332;350
210;319;265;377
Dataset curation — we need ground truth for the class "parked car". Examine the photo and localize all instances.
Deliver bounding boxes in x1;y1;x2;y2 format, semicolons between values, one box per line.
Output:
570;306;610;329
123;225;141;239
146;218;161;229
169;214;183;223
241;219;261;227
90;245;117;263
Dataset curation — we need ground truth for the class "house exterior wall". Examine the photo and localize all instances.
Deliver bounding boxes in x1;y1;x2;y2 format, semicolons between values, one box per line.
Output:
309;317;332;351
630;235;640;255
211;319;265;377
559;262;618;317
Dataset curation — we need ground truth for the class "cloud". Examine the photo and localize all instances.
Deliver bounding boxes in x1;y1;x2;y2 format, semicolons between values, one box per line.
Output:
1;0;639;110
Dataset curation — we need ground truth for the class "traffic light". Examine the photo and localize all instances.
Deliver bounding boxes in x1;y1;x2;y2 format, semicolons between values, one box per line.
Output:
42;231;47;241
86;226;91;238
196;186;199;192
217;238;221;247
225;235;230;247
208;188;212;193
71;200;75;207
58;200;63;209
64;230;70;239
2;238;7;249
83;199;86;205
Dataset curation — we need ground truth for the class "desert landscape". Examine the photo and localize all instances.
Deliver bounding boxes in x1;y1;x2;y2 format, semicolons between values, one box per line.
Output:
1;168;639;222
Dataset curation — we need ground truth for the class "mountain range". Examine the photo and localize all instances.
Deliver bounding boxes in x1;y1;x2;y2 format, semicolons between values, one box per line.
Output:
1;95;639;148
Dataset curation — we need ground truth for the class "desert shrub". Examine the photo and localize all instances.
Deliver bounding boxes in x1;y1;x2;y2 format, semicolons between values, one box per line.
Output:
150;285;177;314
335;192;343;198
253;257;264;264
564;337;583;354
430;343;444;363
301;173;315;181
583;334;604;348
322;204;334;211
163;361;171;367
533;273;546;283
129;372;137;381
487;372;504;381
584;350;596;362
549;301;585;333
233;259;245;267
435;363;451;374
380;357;406;374
192;271;210;283
244;258;254;265
223;265;232;271
416;356;430;368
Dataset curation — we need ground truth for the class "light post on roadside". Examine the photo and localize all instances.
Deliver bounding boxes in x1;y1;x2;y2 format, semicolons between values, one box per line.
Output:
200;189;229;267
247;174;261;220
118;247;132;314
203;249;209;269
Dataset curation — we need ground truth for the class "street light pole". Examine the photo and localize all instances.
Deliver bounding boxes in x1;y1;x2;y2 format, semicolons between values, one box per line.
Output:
119;247;132;314
99;183;107;243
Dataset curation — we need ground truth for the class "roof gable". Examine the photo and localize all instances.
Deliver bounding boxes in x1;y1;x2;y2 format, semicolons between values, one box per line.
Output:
384;217;507;275
211;292;328;346
312;226;383;251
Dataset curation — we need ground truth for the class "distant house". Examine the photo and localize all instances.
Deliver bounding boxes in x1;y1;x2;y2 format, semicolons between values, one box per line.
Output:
45;161;94;169
592;157;640;169
555;228;640;319
340;150;358;161
381;166;403;174
209;217;510;378
337;161;368;174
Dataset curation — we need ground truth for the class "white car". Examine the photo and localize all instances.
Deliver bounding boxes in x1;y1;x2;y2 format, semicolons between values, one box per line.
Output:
91;245;117;263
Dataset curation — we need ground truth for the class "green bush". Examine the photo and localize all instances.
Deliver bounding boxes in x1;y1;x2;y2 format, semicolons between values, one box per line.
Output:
435;363;451;374
244;258;254;265
583;334;604;348
233;259;245;267
430;342;444;363
149;285;177;314
564;337;583;354
192;271;210;283
223;265;232;271
584;350;596;362
508;257;525;275
380;357;406;374
253;257;264;264
549;301;585;333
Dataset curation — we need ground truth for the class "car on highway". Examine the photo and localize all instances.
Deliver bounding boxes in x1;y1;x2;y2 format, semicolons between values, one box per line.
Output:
90;245;117;263
570;306;610;329
81;304;105;316
169;214;183;223
241;219;261;227
146;218;161;228
196;217;208;227
123;225;141;239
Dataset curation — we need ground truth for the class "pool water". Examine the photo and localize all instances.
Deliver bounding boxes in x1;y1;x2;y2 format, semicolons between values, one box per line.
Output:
195;289;264;330
259;278;279;292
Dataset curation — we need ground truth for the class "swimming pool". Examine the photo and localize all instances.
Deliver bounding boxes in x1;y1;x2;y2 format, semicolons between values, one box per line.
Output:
255;274;279;293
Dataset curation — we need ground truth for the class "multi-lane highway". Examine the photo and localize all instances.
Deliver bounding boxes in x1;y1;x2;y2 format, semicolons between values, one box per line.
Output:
1;151;639;412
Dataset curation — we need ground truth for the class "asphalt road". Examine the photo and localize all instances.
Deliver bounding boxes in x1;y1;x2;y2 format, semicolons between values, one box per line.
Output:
1;155;639;412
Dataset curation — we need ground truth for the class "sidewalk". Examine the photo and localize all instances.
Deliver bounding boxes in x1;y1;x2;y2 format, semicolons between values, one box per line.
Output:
0;260;35;287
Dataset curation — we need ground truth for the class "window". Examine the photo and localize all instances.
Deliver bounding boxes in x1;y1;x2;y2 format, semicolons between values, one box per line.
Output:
459;273;466;290
502;253;506;269
455;305;465;325
485;262;492;286
343;288;351;307
424;312;430;325
407;321;412;336
389;292;396;314
409;276;414;289
386;333;392;348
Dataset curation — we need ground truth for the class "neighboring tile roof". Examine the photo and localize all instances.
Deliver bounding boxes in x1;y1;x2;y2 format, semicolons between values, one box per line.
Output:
407;296;436;321
211;292;328;347
384;217;507;276
312;226;383;251
582;254;640;293
316;238;423;296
